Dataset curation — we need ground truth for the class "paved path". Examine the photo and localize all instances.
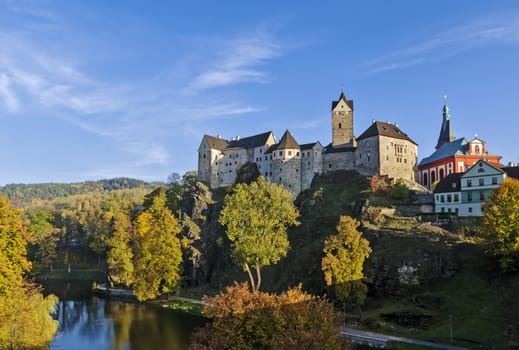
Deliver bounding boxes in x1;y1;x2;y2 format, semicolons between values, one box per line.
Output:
341;328;468;350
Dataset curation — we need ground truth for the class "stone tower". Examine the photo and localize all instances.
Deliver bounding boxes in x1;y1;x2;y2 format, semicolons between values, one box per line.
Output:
271;130;301;196
331;89;355;147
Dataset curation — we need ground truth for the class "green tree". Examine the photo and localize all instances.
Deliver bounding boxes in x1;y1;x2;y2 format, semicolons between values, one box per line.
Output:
481;178;519;271
133;192;182;301
219;177;300;292
322;215;372;306
107;212;134;287
0;196;58;349
27;209;59;272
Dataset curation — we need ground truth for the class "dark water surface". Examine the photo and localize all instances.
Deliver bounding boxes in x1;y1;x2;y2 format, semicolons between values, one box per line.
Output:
45;282;207;350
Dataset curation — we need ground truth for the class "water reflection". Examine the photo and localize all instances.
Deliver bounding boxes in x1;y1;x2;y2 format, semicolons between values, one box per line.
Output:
47;282;207;350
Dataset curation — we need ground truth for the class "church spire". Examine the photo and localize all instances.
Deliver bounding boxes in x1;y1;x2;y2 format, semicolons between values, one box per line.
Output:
435;96;455;150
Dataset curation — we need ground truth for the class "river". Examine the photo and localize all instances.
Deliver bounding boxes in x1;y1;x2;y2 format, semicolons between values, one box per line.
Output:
44;281;208;350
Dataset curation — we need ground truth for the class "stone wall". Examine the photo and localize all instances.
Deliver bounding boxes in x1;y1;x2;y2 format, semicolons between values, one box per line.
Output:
378;136;418;182
218;148;250;187
301;145;323;190
272;149;302;197
322;151;356;173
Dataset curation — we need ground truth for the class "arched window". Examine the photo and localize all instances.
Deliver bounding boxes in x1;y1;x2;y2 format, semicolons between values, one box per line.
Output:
475;145;480;154
338;123;342;129
439;168;444;180
423;172;428;186
431;171;436;184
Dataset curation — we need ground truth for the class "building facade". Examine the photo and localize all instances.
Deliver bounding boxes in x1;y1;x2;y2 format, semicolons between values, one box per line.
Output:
434;160;506;216
419;103;502;190
197;90;418;196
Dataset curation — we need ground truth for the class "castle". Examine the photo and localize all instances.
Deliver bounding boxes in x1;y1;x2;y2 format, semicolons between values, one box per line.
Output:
197;90;418;196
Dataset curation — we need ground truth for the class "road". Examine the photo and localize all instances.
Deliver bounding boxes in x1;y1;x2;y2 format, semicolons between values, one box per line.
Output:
341;328;468;349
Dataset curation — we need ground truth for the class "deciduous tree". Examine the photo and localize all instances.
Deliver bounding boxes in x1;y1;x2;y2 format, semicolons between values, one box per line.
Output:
190;282;347;350
0;196;58;349
133;192;182;301
322;215;371;306
107;212;134;287
481;178;519;271
219;177;299;292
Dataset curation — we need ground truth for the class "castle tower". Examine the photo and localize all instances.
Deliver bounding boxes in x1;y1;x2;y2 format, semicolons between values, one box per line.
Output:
271;130;301;196
435;100;455;150
331;89;355;148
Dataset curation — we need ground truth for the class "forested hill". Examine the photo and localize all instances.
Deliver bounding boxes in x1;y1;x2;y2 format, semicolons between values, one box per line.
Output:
0;177;163;206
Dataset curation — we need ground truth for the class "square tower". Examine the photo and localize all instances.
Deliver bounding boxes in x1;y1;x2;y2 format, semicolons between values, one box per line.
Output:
331;90;355;147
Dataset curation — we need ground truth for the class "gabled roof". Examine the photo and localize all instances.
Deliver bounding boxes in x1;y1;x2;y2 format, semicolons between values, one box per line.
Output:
227;131;274;149
419;138;468;166
331;91;354;110
357;121;417;145
272;130;300;150
463;159;504;177
300;141;323;150
433;173;462;193
203;134;229;150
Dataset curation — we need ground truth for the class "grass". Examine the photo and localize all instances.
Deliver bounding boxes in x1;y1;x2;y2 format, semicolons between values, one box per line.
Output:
162;300;204;316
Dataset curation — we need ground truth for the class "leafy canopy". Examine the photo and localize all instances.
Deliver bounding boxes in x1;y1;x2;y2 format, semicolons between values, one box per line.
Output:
322;215;371;304
481;178;519;271
219;177;299;292
133;191;183;301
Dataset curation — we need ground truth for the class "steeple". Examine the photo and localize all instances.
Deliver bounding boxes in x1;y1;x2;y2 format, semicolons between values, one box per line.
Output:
435;97;455;150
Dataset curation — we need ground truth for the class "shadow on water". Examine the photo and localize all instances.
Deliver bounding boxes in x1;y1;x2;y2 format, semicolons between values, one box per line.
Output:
44;281;208;350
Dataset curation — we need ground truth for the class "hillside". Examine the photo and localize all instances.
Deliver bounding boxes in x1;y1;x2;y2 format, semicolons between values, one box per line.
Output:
180;171;518;349
0;177;163;207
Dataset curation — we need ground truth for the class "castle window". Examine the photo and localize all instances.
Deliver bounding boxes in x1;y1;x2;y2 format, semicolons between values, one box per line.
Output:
270;172;272;176
479;178;484;186
203;154;206;158
229;170;232;173
338;123;342;129
265;172;268;177
265;156;268;161
296;151;299;156
329;164;332;168
366;140;370;147
296;169;299;173
279;177;282;181
404;159;407;164
260;149;263;153
288;184;292;188
235;161;237;165
279;151;283;157
359;153;362;159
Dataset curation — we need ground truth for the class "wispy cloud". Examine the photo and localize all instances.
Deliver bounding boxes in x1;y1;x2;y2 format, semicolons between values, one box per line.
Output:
0;18;281;178
186;30;280;93
366;14;519;74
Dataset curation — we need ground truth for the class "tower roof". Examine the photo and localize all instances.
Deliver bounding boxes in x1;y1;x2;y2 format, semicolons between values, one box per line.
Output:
273;130;300;150
435;103;456;150
331;90;354;110
357;121;417;144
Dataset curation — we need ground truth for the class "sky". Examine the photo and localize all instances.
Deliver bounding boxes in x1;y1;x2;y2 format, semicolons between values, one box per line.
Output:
1;1;519;185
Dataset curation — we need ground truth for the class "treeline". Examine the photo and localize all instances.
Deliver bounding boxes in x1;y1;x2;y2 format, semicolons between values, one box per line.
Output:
0;177;163;207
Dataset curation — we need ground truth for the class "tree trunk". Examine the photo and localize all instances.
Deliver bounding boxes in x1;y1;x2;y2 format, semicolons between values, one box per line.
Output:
254;263;262;293
244;263;256;292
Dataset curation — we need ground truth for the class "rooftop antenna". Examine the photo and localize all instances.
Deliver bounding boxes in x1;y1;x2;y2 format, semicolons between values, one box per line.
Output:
443;95;448;104
341;84;344;93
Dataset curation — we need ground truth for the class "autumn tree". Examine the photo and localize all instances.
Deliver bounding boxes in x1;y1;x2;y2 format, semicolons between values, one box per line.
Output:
190;282;347;350
107;212;134;287
322;215;372;306
133;191;183;301
219;177;300;292
481;178;519;271
0;196;58;349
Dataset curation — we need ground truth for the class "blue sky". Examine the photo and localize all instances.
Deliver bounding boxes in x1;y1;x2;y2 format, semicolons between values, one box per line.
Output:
1;1;519;185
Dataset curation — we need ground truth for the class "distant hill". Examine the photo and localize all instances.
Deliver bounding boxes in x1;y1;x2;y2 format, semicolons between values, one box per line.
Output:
0;177;163;206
